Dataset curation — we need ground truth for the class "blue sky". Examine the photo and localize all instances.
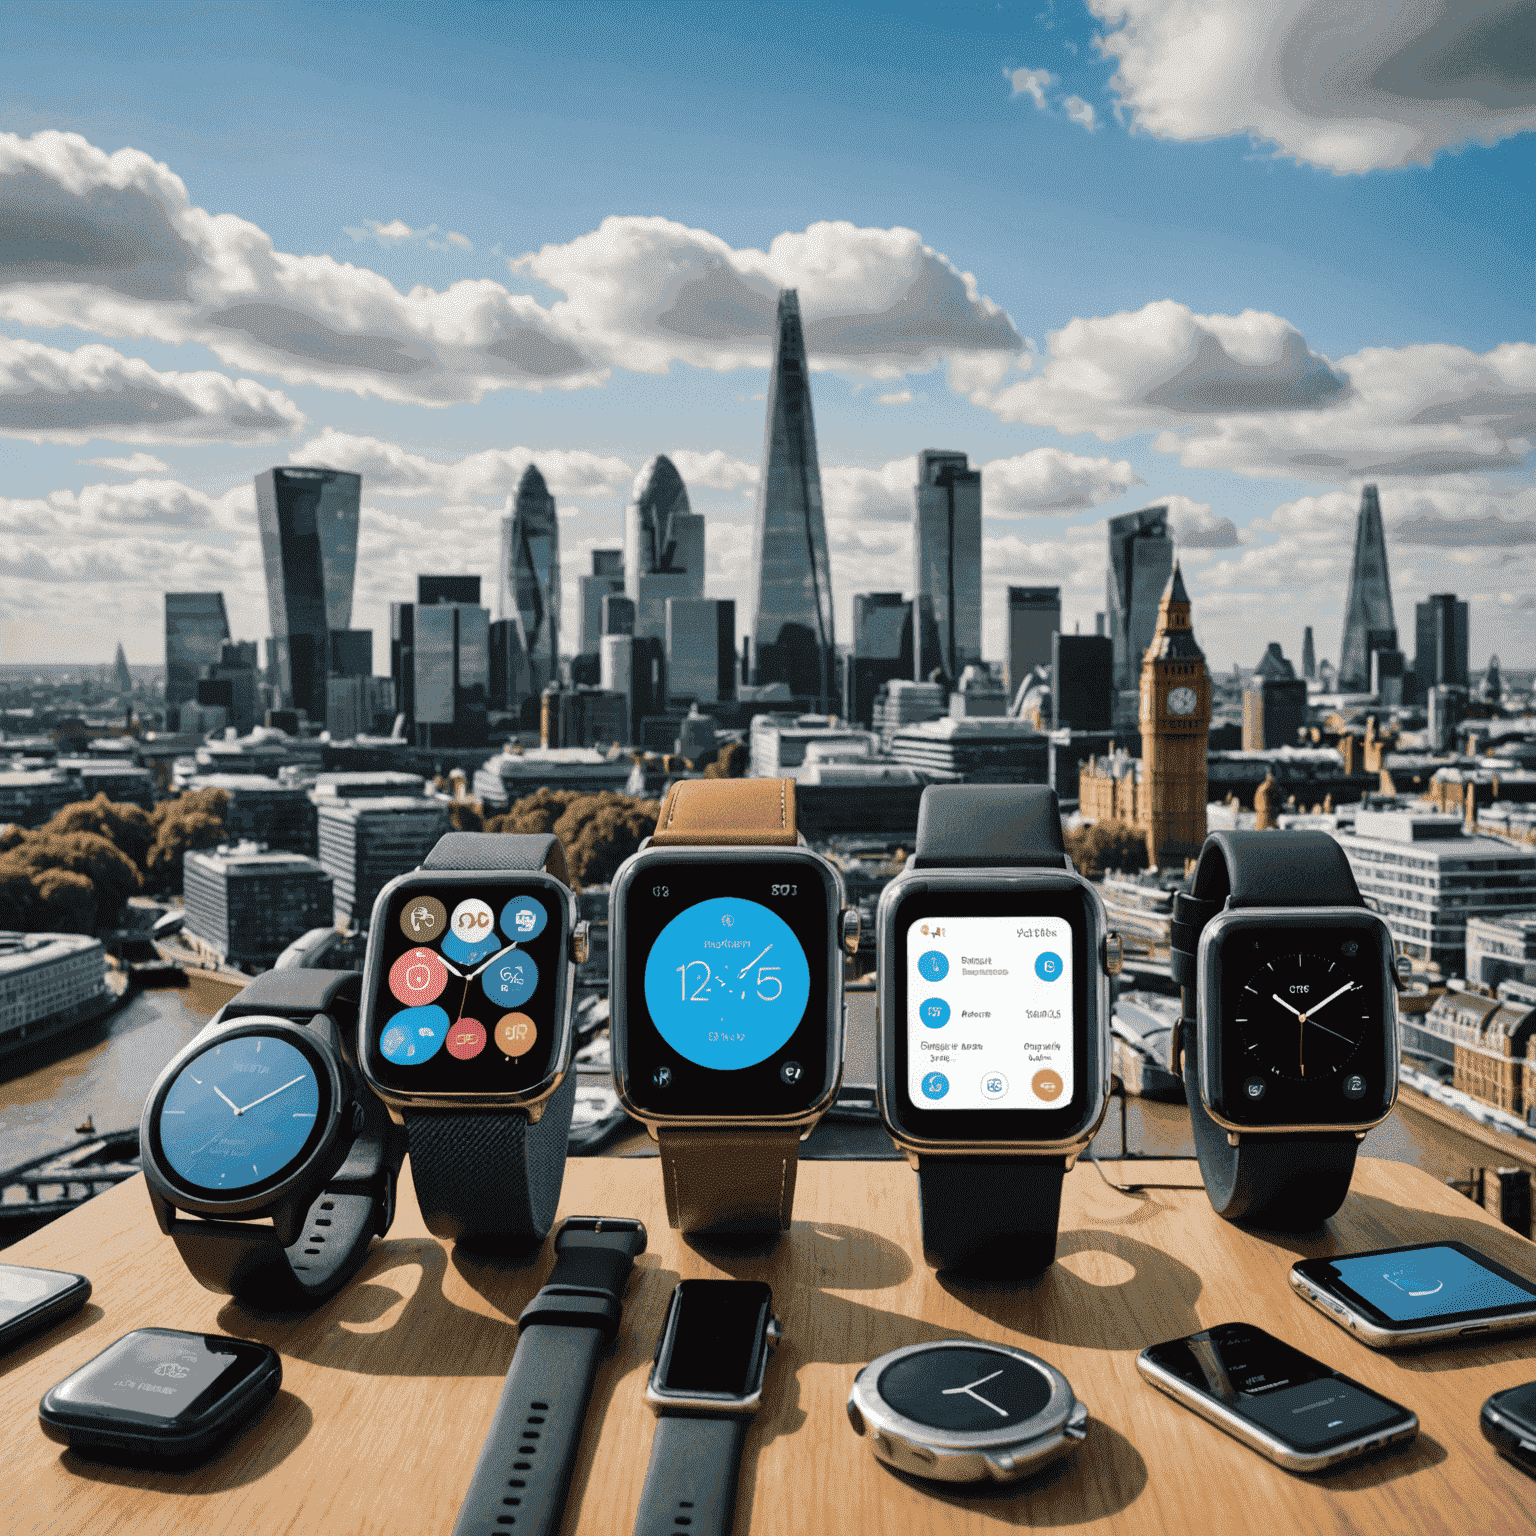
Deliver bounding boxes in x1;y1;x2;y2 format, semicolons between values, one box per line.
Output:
4;0;1534;672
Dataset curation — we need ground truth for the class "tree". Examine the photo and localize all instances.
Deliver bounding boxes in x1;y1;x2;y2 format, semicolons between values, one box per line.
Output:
1064;820;1150;881
146;787;230;892
485;788;659;888
46;793;154;871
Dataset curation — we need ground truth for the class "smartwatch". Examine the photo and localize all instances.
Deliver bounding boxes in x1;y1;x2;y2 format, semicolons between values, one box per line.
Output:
636;1280;780;1536
876;785;1117;1277
1169;829;1399;1229
140;969;407;1309
358;832;588;1253
609;779;859;1236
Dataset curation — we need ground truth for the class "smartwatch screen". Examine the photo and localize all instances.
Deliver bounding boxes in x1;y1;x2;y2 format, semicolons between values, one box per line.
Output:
620;856;834;1117
656;1280;773;1398
889;884;1092;1142
1213;921;1392;1127
363;878;566;1095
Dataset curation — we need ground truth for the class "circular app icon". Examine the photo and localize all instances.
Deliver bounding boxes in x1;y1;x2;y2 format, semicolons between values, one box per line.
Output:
1031;1069;1064;1102
380;1004;449;1065
917;951;949;983
918;997;950;1029
500;897;547;942
920;1071;950;1100
981;1072;1009;1100
389;947;448;1007
450;897;495;941
1342;1073;1367;1100
483;952;538;1008
1035;951;1063;982
495;1013;537;1057
400;897;447;943
446;1018;487;1060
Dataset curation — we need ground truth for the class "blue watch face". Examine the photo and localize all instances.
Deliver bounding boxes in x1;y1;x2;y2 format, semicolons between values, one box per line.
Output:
156;1033;328;1198
643;896;812;1071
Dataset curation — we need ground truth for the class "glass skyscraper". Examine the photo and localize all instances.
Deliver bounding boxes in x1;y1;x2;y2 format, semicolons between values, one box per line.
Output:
626;457;704;641
1338;484;1399;693
499;464;560;692
164;592;230;714
1006;586;1060;699
748;290;835;702
911;450;982;686
1105;505;1175;691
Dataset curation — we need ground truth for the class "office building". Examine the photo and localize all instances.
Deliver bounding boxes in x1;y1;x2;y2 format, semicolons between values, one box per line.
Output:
1105;506;1175;691
1428;684;1469;752
601;633;634;726
665;598;736;706
499;464;560;692
164;593;231;722
317;797;450;929
183;848;333;970
579;549;626;655
194;638;262;736
418;575;481;608
1006;587;1059;700
329;629;372;679
540;689;630;750
0;771;80;828
748;715;880;779
1337;484;1397;692
1052;634;1113;732
489;618;533;717
1302;626;1316;681
1467;914;1536;994
389;604;415;737
887;716;1049;783
626;458;705;641
602;593;636;637
911;450;982;685
412;601;489;747
871;678;947;750
1371;646;1406;706
474;748;634;810
325;675;395;740
1243;676;1308;750
185;774;318;854
848;593;912;727
255;467;361;721
1415;592;1470;691
748;290;836;702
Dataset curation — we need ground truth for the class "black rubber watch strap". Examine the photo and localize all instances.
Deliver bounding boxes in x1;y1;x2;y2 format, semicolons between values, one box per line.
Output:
910;784;1068;869
218;966;366;1024
403;1070;576;1253
914;1155;1066;1277
634;1416;749;1536
423;830;570;883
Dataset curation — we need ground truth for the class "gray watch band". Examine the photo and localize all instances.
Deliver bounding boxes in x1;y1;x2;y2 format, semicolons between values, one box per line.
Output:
634;1416;749;1536
909;784;1069;870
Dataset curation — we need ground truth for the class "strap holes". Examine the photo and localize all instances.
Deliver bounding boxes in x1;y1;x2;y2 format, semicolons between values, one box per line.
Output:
320;1200;335;1210
522;1431;540;1439
502;1497;521;1506
507;1479;526;1489
526;1416;544;1425
530;1401;548;1410
512;1461;531;1470
679;1503;694;1510
303;1247;321;1255
314;1217;333;1226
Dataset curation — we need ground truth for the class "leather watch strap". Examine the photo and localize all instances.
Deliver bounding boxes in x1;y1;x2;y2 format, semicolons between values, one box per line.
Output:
634;1416;749;1536
656;1127;801;1235
649;778;798;846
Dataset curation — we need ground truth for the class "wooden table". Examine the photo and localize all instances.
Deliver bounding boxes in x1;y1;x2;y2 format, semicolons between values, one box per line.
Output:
5;1156;1536;1534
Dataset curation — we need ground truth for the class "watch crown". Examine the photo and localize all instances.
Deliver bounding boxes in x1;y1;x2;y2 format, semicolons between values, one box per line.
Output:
1102;931;1124;976
841;908;861;956
571;920;591;966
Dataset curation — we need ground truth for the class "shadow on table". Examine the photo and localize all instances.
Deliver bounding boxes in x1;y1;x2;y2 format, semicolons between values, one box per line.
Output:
1314;1428;1449;1487
681;1219;914;1290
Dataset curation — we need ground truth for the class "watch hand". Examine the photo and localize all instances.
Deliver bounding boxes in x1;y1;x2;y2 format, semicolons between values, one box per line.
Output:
737;944;773;978
437;955;465;979
213;1085;241;1114
941;1369;1009;1417
1305;981;1356;1019
1271;993;1302;1019
1310;1020;1354;1046
469;944;517;979
236;1075;307;1114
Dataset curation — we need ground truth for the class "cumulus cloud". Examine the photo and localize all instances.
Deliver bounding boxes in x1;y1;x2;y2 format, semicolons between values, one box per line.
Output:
1064;96;1098;131
876;390;913;406
345;219;474;253
80;452;169;474
984;448;1141;514
665;450;758;491
1161;493;1241;548
1091;0;1536;173
1008;67;1055;109
0;477;254;536
0;336;305;444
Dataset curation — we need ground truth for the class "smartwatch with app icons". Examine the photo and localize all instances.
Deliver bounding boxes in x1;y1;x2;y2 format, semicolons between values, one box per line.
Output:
877;785;1118;1277
609;779;860;1236
358;832;589;1252
1169;829;1399;1229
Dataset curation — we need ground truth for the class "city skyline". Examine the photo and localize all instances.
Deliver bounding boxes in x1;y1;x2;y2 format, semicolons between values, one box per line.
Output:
3;4;1534;673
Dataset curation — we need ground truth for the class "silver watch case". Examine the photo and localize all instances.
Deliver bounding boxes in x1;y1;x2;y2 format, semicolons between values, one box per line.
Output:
1195;906;1400;1136
874;867;1113;1158
847;1341;1088;1483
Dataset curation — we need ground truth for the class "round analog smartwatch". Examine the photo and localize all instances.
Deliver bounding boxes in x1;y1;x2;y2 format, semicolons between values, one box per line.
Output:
610;778;859;1236
877;785;1117;1278
1169;829;1400;1229
357;832;587;1254
140;968;407;1309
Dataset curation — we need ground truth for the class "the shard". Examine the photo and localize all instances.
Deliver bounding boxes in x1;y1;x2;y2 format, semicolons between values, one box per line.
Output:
748;290;836;702
1337;484;1397;692
625;455;704;641
499;464;561;693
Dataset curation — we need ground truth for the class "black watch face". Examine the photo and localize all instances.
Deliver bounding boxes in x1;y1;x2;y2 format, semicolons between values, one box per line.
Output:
878;1346;1053;1434
655;1280;773;1398
148;1027;333;1200
1214;922;1391;1126
363;878;568;1096
619;856;835;1117
887;884;1093;1143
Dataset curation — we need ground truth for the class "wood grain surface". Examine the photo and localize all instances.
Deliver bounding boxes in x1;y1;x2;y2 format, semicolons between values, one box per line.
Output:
4;1156;1536;1534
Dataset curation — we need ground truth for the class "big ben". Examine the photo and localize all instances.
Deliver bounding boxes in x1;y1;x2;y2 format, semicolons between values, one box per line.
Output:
1138;563;1210;868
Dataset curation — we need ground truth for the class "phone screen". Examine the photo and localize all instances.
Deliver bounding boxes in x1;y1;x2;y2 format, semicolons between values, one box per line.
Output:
1298;1242;1536;1327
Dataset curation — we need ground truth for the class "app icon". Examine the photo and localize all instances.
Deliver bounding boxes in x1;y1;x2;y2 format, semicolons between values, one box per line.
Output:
450;898;495;938
1342;1073;1367;1099
1035;951;1063;982
921;1071;950;1100
446;1018;487;1060
153;1362;190;1379
483;953;538;1008
495;1013;537;1057
1243;1076;1267;1101
500;897;547;941
1031;1069;1064;1102
981;1072;1009;1100
780;1061;803;1085
380;1004;449;1064
917;950;949;983
919;997;950;1029
389;947;448;1007
399;897;447;943
1383;1267;1444;1298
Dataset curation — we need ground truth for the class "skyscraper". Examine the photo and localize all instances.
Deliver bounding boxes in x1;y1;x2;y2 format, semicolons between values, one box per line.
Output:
625;458;704;641
1302;625;1316;681
499;464;560;693
579;550;625;655
1338;484;1397;692
913;450;983;686
1414;592;1470;690
748;290;836;702
1005;586;1060;700
164;592;230;717
848;592;912;726
1105;505;1175;692
113;642;132;696
255;466;361;721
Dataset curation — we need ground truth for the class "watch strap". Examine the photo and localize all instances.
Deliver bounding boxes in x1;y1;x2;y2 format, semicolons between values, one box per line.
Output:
634;1415;749;1536
649;778;798;847
910;784;1067;869
656;1127;801;1235
218;966;367;1023
914;1155;1065;1277
423;830;571;882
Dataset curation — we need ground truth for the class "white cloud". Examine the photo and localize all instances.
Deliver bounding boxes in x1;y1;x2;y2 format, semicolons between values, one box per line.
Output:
345;219;474;253
1090;0;1536;173
983;448;1140;514
1008;66;1055;109
665;449;758;491
0;335;305;444
1161;493;1240;548
1063;95;1098;131
876;390;913;406
80;451;169;474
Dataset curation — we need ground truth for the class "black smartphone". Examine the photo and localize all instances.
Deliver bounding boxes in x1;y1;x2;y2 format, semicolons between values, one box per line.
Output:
1482;1382;1536;1475
1137;1322;1417;1473
1292;1240;1536;1349
0;1265;91;1353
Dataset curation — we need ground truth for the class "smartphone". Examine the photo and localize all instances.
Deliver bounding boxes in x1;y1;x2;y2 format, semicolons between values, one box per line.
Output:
1137;1322;1417;1473
1482;1381;1536;1475
0;1265;91;1353
1291;1241;1536;1349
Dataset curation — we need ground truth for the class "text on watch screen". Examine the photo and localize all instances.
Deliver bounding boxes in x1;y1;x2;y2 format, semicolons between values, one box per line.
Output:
906;915;1074;1110
367;882;562;1092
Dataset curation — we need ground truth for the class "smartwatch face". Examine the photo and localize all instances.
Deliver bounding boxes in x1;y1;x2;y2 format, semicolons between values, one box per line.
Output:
363;878;567;1097
1213;920;1392;1126
887;883;1093;1143
619;856;835;1118
878;1346;1052;1434
655;1280;773;1399
151;1030;332;1200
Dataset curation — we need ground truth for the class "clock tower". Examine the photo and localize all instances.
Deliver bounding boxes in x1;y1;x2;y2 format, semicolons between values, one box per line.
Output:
1138;563;1210;868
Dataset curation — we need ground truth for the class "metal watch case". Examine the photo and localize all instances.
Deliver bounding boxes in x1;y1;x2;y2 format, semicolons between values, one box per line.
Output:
608;843;850;1134
1194;906;1400;1137
848;1341;1088;1483
874;867;1114;1159
356;867;579;1121
644;1302;782;1417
